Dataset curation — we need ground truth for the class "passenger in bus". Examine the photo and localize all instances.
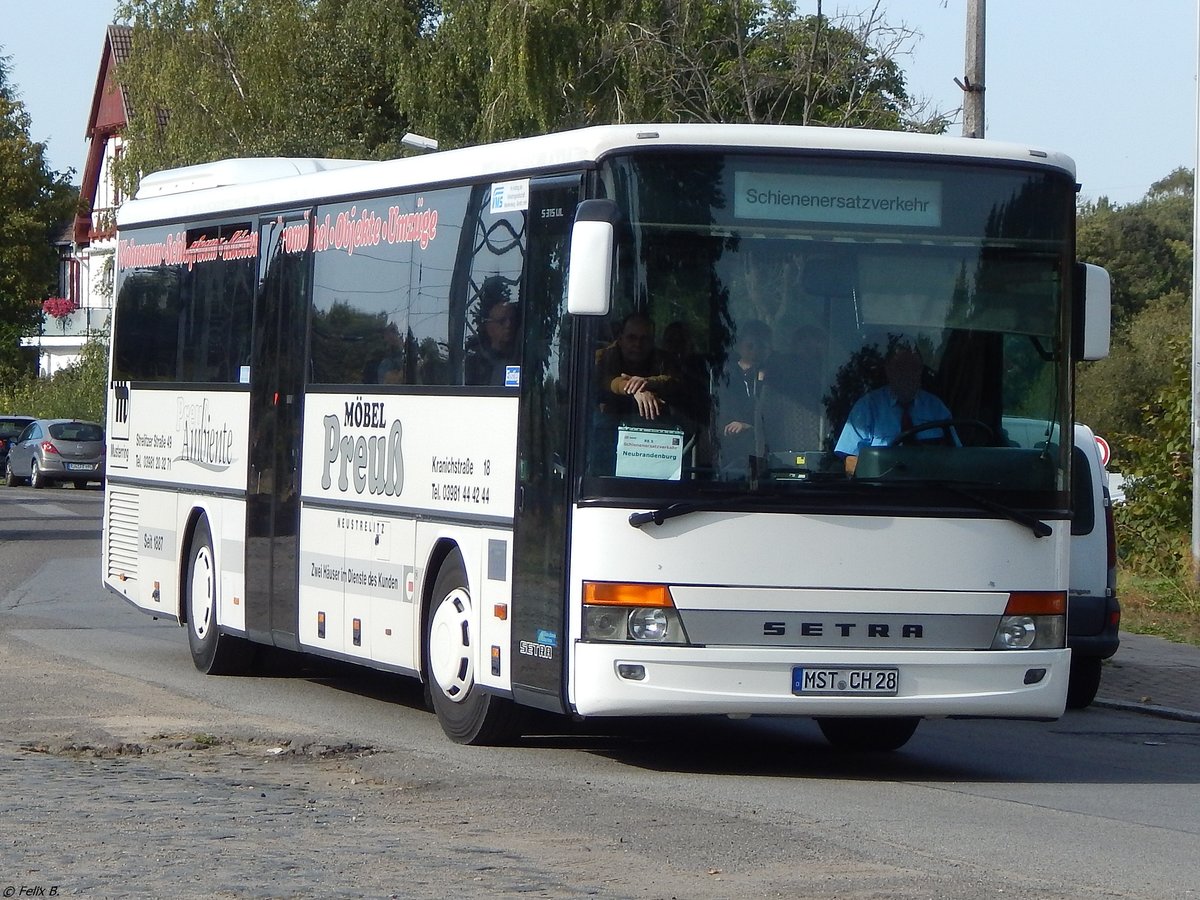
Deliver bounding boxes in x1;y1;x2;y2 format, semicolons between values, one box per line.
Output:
595;311;685;421
715;319;771;466
465;280;520;386
374;322;407;384
834;340;956;475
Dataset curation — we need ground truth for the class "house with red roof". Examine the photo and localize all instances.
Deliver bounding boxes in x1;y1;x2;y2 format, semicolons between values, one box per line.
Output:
22;24;129;376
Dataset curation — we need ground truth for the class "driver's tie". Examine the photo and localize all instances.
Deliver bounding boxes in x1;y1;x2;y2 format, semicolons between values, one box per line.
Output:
900;400;914;434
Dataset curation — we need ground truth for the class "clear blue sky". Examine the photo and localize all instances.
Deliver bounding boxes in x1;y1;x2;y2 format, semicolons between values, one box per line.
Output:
896;0;1197;204
2;0;1196;206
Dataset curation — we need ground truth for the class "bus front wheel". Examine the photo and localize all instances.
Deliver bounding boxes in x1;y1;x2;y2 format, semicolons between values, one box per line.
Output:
424;552;522;745
185;518;254;675
816;716;920;752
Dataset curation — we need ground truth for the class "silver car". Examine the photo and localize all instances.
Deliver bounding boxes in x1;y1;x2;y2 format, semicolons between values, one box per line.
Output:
4;419;106;489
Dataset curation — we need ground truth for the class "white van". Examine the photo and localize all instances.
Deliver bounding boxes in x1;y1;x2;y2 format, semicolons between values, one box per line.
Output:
1067;422;1121;708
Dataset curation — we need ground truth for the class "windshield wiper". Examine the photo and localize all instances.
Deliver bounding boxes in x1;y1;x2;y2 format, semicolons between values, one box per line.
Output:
627;493;771;528
626;479;904;527
628;483;1052;537
628;502;699;528
935;482;1052;538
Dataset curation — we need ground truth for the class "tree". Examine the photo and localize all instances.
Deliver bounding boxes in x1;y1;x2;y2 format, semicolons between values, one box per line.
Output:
1075;169;1193;443
1113;337;1191;578
114;0;948;181
113;0;433;196
1073;169;1195;584
0;53;78;374
1077;168;1192;328
395;0;948;148
1076;291;1188;440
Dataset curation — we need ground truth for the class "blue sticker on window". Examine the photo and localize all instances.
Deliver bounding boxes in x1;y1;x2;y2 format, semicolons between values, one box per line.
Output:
535;629;558;647
504;365;521;387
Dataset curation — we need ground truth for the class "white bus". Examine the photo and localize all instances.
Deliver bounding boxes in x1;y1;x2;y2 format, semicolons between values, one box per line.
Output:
104;124;1110;751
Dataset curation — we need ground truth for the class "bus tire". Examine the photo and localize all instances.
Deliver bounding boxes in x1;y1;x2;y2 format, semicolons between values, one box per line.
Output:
1066;656;1103;710
424;552;522;745
816;716;920;752
185;518;254;675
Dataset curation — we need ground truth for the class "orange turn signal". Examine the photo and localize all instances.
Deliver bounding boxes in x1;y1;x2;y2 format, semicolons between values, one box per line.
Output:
582;582;673;608
1004;591;1066;615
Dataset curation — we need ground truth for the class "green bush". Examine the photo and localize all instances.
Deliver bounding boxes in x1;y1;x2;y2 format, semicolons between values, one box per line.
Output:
1113;337;1191;578
0;334;108;423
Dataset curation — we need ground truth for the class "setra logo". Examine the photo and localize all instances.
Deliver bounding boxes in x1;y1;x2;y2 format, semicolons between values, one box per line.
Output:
763;621;925;639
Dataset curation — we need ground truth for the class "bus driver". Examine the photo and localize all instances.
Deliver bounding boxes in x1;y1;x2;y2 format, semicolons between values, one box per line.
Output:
835;341;956;474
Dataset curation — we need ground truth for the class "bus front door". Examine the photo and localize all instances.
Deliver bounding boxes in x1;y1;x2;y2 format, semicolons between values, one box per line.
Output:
246;211;311;649
510;176;580;713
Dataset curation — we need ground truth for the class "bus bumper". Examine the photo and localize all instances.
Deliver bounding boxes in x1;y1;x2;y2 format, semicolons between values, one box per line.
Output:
570;644;1070;719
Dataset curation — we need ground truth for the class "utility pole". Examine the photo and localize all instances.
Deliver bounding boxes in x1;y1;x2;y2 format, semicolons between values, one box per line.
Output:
1191;3;1200;576
958;0;986;138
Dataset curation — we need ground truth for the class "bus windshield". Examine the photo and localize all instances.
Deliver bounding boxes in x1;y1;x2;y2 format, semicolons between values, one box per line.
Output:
579;151;1074;510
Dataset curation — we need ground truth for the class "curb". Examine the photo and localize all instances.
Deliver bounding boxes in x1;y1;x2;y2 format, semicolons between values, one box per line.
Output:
1092;697;1200;724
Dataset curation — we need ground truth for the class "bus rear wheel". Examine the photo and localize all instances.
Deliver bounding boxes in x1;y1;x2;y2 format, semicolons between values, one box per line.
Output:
185;518;254;675
425;552;522;745
816;716;920;752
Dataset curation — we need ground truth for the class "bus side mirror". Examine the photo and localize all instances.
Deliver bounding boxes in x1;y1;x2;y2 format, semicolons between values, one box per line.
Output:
1074;262;1111;361
566;199;620;316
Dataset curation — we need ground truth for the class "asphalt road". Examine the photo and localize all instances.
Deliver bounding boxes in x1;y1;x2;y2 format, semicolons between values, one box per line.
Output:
1;484;1198;899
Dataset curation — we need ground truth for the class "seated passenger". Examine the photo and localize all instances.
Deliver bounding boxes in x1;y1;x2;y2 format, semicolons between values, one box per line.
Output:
596;312;684;422
835;341;955;475
373;322;406;385
715;320;770;468
465;279;520;386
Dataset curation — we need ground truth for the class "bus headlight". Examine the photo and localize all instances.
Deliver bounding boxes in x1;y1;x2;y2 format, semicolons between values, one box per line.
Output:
581;582;690;644
584;608;625;640
993;616;1037;649
629;607;670;641
991;591;1066;650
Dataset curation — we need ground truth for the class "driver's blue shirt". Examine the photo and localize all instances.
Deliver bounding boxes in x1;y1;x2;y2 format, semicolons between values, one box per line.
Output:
835;387;956;457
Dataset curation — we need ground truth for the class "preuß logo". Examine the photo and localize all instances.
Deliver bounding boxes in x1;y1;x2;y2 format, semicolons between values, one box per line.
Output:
321;400;404;495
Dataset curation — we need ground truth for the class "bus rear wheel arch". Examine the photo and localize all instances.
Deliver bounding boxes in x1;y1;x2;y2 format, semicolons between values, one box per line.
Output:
423;549;522;745
184;515;254;675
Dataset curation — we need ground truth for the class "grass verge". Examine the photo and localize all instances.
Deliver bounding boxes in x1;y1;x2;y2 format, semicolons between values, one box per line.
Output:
1118;570;1200;646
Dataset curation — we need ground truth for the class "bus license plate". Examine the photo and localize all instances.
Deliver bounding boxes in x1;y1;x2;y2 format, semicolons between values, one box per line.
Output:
792;667;898;696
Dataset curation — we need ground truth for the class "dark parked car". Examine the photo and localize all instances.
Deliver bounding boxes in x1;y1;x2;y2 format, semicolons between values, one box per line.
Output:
4;419;106;488
0;415;35;477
